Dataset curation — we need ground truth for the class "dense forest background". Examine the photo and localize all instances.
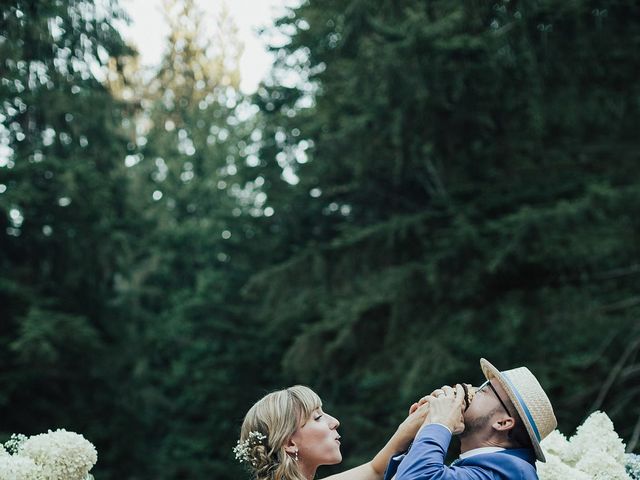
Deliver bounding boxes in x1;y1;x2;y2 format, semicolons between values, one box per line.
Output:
1;0;639;478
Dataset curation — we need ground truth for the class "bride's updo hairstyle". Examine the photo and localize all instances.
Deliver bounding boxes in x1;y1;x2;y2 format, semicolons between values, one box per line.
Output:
237;385;321;480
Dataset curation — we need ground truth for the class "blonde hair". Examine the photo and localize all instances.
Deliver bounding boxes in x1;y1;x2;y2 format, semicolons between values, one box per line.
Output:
238;385;322;480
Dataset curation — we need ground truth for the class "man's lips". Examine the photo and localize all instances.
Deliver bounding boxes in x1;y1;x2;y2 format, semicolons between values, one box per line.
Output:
335;435;341;444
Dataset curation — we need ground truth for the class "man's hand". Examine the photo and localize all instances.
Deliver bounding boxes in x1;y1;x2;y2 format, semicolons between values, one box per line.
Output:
423;384;466;434
409;385;454;415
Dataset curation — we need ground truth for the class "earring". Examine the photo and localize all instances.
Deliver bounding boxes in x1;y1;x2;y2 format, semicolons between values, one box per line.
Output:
295;448;299;462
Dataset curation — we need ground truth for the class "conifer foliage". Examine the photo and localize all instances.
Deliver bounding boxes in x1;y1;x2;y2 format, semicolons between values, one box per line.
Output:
1;0;640;478
250;0;640;466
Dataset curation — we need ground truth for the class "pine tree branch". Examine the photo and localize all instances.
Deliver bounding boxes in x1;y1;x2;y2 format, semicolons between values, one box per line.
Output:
594;264;640;280
627;413;640;453
598;297;640;313
590;336;640;412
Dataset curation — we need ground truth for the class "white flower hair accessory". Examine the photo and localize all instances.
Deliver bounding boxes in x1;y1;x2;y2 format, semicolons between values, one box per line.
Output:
233;431;267;466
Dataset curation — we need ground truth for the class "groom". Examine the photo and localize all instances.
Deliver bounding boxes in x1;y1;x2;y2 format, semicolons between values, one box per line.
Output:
385;358;556;480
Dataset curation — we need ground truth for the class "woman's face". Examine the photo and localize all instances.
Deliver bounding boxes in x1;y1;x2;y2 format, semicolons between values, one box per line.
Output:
291;407;342;470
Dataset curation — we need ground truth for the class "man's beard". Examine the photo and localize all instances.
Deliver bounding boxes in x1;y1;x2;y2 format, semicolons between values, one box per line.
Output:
459;407;501;438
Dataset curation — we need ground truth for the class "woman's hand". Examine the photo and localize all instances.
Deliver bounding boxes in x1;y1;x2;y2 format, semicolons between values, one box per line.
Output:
391;399;431;452
408;396;428;415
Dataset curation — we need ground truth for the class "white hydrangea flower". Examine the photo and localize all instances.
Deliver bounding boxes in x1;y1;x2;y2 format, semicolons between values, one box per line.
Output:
537;412;632;480
566;411;627;465
540;430;570;461
0;453;42;480
626;453;640;479
0;444;8;457
575;449;630;480
4;434;28;455
20;429;97;480
537;452;591;480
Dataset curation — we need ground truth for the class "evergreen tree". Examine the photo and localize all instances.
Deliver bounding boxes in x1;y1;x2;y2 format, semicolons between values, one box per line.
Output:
115;1;274;476
3;1;640;478
0;0;149;476
249;0;640;466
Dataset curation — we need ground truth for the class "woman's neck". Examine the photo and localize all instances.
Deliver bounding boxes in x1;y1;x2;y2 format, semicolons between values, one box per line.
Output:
298;462;317;480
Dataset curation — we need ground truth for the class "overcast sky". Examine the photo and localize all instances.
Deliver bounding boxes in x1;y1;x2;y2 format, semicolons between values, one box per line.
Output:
119;0;299;94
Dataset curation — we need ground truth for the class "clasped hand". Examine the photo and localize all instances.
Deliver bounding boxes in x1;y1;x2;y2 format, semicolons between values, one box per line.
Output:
394;383;466;452
422;384;466;434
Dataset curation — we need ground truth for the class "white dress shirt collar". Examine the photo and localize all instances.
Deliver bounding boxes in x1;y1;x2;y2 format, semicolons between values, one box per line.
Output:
459;446;505;460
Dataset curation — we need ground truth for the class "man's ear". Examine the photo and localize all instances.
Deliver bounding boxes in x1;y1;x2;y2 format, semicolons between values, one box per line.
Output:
492;416;515;432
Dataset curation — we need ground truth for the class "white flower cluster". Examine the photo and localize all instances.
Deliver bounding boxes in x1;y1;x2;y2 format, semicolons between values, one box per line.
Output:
4;434;28;455
537;411;633;480
233;431;267;466
627;453;640;479
0;429;97;480
0;443;41;480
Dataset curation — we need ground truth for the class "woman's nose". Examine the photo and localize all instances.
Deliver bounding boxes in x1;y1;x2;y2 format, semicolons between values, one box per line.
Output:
330;415;340;429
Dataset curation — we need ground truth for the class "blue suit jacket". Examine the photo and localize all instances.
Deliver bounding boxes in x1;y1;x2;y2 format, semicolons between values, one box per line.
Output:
384;424;538;480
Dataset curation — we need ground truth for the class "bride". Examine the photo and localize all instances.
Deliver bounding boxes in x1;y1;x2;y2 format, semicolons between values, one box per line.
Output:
234;385;429;480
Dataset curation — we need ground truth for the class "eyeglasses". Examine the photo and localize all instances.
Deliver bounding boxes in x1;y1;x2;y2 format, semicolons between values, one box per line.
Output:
478;380;511;416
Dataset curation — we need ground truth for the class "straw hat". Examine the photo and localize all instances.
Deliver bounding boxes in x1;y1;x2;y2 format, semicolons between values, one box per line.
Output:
480;358;557;462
